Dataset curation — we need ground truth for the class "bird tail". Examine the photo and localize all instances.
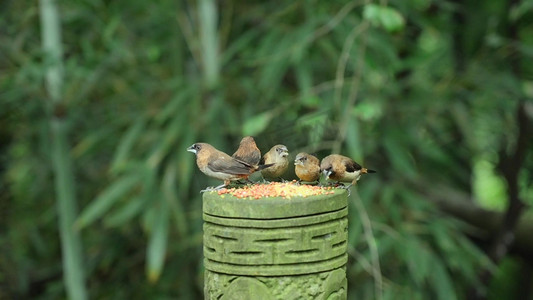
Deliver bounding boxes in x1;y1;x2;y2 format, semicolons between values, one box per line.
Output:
362;168;377;174
256;163;275;171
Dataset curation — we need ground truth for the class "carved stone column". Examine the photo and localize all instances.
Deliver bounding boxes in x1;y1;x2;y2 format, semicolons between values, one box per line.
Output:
203;190;348;299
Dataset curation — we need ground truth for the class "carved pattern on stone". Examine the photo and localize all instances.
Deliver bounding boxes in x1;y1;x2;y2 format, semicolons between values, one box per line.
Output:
203;207;348;276
205;268;347;300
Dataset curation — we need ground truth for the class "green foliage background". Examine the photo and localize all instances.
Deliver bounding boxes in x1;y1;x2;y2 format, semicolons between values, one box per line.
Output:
1;0;533;299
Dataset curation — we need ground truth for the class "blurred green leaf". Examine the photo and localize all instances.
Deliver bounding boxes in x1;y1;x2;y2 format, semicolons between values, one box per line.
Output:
178;129;197;190
104;196;146;227
76;174;142;229
473;158;507;210
402;237;431;286
146;198;169;283
363;4;405;32
509;0;533;22
147;114;183;169
242;111;274;137
110;119;146;173
222;29;261;64
383;137;417;179
353;100;383;121
155;89;193;125
379;7;405;33
431;259;457;300
345;116;361;161
163;162;188;237
363;4;381;26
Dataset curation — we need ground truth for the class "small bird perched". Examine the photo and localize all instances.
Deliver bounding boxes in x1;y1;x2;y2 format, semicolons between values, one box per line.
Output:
187;143;272;191
294;152;321;183
232;136;261;166
320;154;376;189
260;144;289;181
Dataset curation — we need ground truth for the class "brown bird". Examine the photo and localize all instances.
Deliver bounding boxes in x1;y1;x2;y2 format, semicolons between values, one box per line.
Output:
320;154;376;189
187;143;272;191
232;136;261;166
260;144;289;181
294;152;321;182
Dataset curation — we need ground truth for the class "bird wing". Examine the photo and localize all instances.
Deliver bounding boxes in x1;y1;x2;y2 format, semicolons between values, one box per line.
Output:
208;156;253;175
233;151;260;166
250;152;261;165
344;159;363;173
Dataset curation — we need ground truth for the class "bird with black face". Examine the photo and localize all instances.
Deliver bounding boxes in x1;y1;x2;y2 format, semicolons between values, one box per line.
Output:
320;154;376;190
232;136;261;166
187;142;272;191
260;144;289;181
294;152;320;183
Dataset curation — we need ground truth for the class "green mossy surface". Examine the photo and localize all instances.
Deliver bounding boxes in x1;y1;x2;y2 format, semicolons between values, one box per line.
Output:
205;268;347;300
203;188;347;219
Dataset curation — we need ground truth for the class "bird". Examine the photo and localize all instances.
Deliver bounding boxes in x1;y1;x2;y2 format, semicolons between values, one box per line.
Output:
294;152;321;183
260;144;289;181
320;154;376;190
232;136;261;166
187;142;272;191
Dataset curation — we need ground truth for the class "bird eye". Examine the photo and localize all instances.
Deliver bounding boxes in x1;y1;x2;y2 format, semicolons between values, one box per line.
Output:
194;144;201;150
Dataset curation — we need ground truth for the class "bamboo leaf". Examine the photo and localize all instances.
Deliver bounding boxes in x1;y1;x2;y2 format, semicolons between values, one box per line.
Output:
110;119;146;173
222;29;260;64
146;198;170;283
147;115;183;169
363;4;405;32
104;196;146;227
76;174;141;229
178;130;196;190
378;7;405;33
346;116;362;161
363;4;381;26
242;111;273;137
383;137;417;179
431;260;457;300
155;89;192;125
163;162;188;237
403;237;431;286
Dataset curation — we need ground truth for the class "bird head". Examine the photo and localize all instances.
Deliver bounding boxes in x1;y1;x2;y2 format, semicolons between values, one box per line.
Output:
275;145;289;158
187;143;202;155
294;153;307;166
240;136;256;146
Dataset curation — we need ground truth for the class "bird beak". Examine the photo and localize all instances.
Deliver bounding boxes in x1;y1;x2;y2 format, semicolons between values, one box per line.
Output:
281;150;289;158
294;160;303;166
322;169;332;180
187;145;196;154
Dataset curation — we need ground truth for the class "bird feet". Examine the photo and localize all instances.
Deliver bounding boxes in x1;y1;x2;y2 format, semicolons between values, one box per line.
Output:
200;184;227;193
240;179;255;184
320;182;352;196
340;183;353;196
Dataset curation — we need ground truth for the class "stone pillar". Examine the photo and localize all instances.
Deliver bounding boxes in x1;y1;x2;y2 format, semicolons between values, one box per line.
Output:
203;190;348;300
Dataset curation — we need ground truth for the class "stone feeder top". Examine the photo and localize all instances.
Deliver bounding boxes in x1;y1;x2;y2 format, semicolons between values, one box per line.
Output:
203;182;348;219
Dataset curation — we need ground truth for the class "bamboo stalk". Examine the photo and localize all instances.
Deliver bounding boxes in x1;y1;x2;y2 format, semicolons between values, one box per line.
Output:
39;0;88;299
198;0;220;89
